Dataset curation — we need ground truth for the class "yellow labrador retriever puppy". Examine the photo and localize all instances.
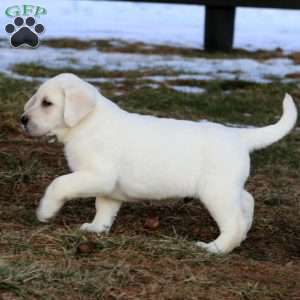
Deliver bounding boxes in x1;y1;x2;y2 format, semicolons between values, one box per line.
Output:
21;73;297;254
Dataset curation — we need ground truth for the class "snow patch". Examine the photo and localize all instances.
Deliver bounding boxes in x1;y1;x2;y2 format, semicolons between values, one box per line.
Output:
170;85;206;94
1;44;300;84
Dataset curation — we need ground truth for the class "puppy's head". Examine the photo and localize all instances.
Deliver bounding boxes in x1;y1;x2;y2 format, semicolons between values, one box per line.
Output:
21;73;98;136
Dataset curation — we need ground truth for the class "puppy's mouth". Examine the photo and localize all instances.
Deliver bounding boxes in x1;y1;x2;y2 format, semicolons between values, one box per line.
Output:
20;122;49;138
20;123;30;136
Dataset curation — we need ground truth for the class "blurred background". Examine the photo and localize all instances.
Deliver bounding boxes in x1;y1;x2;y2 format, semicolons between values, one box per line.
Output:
1;0;300;85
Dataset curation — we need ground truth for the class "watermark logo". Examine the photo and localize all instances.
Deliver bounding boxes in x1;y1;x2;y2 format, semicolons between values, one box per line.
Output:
4;5;47;48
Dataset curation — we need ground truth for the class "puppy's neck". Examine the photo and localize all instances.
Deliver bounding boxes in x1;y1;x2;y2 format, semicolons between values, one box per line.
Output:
50;128;72;144
51;97;123;144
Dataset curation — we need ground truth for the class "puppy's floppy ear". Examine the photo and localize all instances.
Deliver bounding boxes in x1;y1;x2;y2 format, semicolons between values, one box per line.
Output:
24;96;37;111
63;85;97;127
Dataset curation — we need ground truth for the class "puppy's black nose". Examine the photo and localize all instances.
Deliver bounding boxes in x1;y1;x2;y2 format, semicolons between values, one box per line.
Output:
21;115;29;126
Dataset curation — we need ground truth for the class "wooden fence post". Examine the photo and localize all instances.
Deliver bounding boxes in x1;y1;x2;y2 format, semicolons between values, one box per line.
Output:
204;6;236;51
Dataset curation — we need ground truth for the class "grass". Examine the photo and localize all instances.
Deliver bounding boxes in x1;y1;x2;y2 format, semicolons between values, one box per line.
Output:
12;63;181;80
0;42;300;299
43;38;291;60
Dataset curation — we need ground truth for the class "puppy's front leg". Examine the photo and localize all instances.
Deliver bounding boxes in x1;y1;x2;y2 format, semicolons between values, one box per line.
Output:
80;197;122;233
36;171;115;222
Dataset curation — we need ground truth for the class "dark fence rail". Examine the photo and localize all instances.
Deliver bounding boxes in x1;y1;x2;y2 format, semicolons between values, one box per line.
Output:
94;1;300;51
105;0;300;9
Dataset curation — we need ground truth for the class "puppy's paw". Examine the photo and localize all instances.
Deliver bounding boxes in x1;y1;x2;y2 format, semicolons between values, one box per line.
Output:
36;206;53;223
80;222;110;234
196;241;223;254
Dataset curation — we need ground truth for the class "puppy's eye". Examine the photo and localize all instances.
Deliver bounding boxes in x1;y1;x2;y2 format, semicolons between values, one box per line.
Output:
42;99;53;107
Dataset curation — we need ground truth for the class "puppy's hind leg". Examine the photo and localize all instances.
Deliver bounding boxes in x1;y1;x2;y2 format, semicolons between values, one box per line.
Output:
241;190;254;233
196;185;248;254
80;197;122;233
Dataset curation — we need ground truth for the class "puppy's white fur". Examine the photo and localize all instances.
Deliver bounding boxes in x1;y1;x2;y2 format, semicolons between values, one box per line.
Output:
22;73;298;254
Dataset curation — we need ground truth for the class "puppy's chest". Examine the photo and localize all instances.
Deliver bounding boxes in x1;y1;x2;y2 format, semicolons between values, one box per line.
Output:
64;144;99;171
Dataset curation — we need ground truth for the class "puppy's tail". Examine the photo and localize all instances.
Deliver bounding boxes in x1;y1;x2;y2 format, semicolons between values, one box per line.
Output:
239;94;297;152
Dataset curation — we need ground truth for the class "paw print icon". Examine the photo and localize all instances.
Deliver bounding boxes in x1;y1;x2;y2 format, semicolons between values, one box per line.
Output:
5;16;45;48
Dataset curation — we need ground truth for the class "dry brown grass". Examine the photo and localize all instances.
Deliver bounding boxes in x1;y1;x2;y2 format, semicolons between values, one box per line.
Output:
43;38;290;61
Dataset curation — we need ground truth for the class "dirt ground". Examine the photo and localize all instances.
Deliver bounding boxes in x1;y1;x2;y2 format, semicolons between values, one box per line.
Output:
0;40;299;300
